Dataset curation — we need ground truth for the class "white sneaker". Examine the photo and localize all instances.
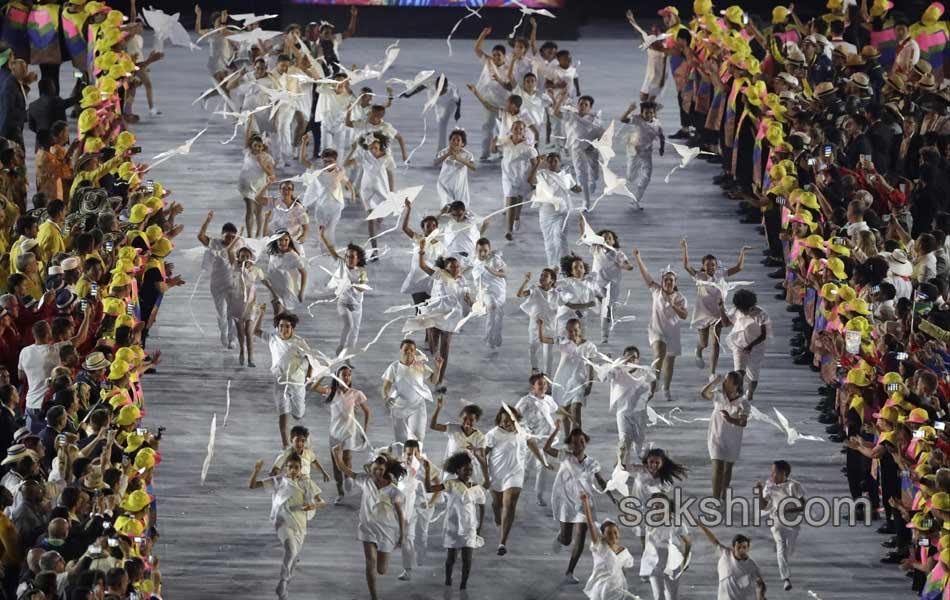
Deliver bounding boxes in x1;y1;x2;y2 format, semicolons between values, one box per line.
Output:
334;494;344;505
536;497;547;507
149;107;162;116
600;336;609;344
708;373;717;383
513;220;521;232
397;570;411;581
496;544;507;556
564;573;580;584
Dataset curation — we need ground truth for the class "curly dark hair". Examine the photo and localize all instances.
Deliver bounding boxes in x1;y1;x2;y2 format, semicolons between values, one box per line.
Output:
443;451;473;476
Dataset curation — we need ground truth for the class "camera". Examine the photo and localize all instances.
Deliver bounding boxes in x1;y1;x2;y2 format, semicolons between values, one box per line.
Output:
935;421;946;431
136;428;147;437
833;237;846;246
128;146;142;154
885;383;900;392
807;158;816;166
107;538;118;547
155;426;166;441
91;282;98;298
920;538;931;547
145;180;154;194
126;302;134;315
896;352;909;360
776;196;786;206
914;429;926;439
104;241;113;253
823;144;832;157
79;299;87;312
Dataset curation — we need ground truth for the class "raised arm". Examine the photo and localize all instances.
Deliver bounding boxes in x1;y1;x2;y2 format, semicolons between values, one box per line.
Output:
679;239;697;277
542;421;561;457
620;102;637;124
342;6;358;39
197;210;214;247
194;5;207;36
466;83;497;111
474;27;492;60
725;245;751;276
249;459;266;489
631;247;655;287
418;239;435;275
515;272;532;298
696;521;721;547
529;17;539;55
423;458;445;493
429;394;448;432
401;199;416;239
700;374;721;401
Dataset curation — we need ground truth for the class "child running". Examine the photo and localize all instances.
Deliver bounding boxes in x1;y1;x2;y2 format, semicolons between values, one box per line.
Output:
516;269;559;376
492;120;537;240
318;225;368;354
324;365;370;505
515;373;559;506
620;101;664;208
471;238;508;349
434;128;476;209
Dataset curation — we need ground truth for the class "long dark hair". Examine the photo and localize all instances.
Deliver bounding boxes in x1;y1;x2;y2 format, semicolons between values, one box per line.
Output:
642;448;688;485
325;365;351;404
266;229;299;255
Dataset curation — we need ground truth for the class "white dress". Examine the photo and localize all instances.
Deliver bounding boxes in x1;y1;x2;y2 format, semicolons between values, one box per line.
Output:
441;424;487;465
515;393;558;440
329;388;367;451
381;360;434;421
442;479;486;549
691;271;724;329
265;250;305;309
356;148;394;211
498;135;537;198
471;252;507;307
647;286;687;355
584;539;635;600
555;276;598;331
725;306;770;381
439;216;480;261
423;269;470;332
355;473;404;553
485;426;527;492
267;199;310;242
238;150;270;199
436;148;473;208
707;392;751;463
228;263;264;321
640;522;690;578
551;451;601;524
552;337;598;407
641;47;667;97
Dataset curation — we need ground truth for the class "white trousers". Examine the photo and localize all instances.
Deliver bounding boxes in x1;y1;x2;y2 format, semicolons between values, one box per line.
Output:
402;504;435;568
539;209;569;269
312;201;343;251
618;410;647;466
528;319;555;375
435;107;453;155
480;105;497;158
525;450;552;502
485;304;504;348
337;302;362;355
275;108;298;164
276;524;305;596
627;152;653;206
771;525;799;580
570;147;599;209
392;407;428;443
649;572;681;600
211;283;235;345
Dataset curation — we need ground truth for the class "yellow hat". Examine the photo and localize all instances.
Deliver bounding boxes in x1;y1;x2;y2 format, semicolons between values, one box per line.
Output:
83;137;104;154
144;225;163;244
94;50;117;72
882;372;903;385
124;432;145;453
844;298;871;315
826;257;847;280
118;247;138;260
104;9;125;27
114;515;145;537
117;161;137;181
846;368;870;387
108;359;130;381
115;404;141;427
84;1;108;16
110;272;132;289
880;430;897;444
723;5;744;25
837;284;856;302
825;239;851;257
130;345;146;362
80;86;104;109
102;297;126;316
790;189;819;210
802;234;825;249
128;204;152;225
827;0;843;8
772;6;790;24
931;492;950;511
78;108;99;134
115;347;136;365
153;182;165;198
906;407;930;424
909;512;931;530
767;175;797;196
120;489;151;513
115;131;136;153
134;448;157;470
150;238;173;258
845;316;870;334
924;2;945;26
871;0;892;17
875;405;899;423
820;282;840;301
694;0;713;16
144;196;164;212
115;314;136;329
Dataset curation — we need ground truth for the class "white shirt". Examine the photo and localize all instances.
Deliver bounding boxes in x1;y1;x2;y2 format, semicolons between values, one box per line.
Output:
761;478;805;527
330;388;367;441
716;546;762;600
19;343;58;410
382;360;433;418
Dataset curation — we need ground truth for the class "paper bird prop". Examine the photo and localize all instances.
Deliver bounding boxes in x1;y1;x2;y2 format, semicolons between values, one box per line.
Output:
226;28;283;47
387;70;436;94
630;21;671;50
192;68;243;108
214;105;270;144
590;162;640;212
339;41;400;86
693;277;755;301
403;311;451;333
664;142;715;183
149;128;207;169
603;462;632;497
532;174;562;210
577;213;607;247
646;406;673;427
229;13;279;27
453;298;487;333
318;262;372;300
773;408;825;444
200;413;217;484
586;120;616;164
447;6;483;56
142;7;199;50
509;0;556;39
195;25;238;46
366;185;424;221
256;84;307;120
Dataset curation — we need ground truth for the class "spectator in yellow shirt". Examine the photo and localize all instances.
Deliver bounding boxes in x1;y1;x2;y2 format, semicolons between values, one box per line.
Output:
35;200;66;264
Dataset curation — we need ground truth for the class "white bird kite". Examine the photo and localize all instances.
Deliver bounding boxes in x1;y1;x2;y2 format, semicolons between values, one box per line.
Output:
192;68;243;109
532;174;562;210
340;41;400;86
603;462;632;497
589;163;640;211
214;105;270;144
227;28;283;48
585;120;616;164
630;20;671;50
773;408;825;444
403;311;451;333
142;7;199;50
664;142;714;183
453;295;487;333
509;0;556;39
387;70;436;95
693;277;754;304
229;13;279;28
447;6;483;56
646;406;673;427
149;128;207;169
577;214;607;247
319;261;372;298
256;84;307;120
366;185;424;221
